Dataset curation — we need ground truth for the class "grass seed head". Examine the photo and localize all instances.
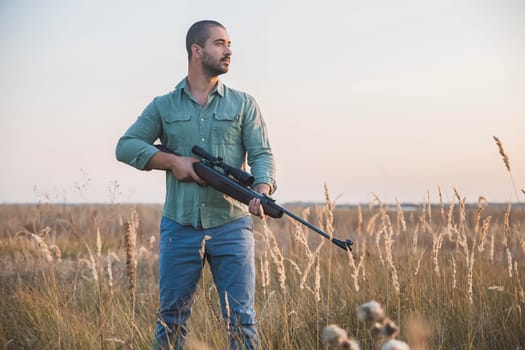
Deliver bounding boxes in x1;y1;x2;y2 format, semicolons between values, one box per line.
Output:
357;301;385;323
493;136;511;171
380;339;410;350
322;324;348;347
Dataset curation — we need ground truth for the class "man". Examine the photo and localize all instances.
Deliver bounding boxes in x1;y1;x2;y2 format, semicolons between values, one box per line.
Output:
115;20;276;350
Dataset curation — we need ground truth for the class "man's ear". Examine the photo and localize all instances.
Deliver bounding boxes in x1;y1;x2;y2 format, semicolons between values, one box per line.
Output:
191;44;202;59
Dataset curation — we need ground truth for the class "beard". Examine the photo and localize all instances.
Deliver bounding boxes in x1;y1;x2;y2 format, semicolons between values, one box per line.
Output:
202;51;229;77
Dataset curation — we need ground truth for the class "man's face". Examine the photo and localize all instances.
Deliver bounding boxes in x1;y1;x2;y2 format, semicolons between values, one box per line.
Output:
200;26;232;77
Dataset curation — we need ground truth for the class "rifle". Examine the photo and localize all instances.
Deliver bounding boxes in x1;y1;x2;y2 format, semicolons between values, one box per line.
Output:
155;144;353;251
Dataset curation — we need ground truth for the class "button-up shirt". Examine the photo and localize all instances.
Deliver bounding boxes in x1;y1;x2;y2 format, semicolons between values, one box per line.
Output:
116;78;276;228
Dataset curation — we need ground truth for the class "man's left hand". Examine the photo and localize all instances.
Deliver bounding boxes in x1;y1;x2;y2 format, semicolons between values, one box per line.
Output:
249;184;271;218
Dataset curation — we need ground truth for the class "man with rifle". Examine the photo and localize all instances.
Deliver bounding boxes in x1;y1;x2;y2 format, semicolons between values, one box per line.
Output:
116;20;275;350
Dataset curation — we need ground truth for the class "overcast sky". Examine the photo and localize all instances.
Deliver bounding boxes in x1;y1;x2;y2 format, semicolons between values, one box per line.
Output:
1;0;524;205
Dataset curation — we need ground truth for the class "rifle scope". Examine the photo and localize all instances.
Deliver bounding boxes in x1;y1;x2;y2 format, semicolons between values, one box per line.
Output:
192;146;254;187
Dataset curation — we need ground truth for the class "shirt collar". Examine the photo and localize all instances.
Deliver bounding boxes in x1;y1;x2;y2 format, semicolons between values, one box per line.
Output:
175;78;225;97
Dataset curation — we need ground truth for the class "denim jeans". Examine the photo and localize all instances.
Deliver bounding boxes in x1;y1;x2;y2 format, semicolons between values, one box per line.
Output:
154;216;258;350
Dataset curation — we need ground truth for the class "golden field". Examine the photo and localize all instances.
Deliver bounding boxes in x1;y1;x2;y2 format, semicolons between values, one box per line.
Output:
0;189;524;349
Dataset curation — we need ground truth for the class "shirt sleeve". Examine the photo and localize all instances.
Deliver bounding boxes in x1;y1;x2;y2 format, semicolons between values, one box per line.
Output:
115;99;162;170
241;95;277;194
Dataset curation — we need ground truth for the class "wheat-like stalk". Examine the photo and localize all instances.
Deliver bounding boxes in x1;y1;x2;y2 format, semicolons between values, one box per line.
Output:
284;257;302;276
451;256;457;290
466;251;475;306
414;250;425;276
432;231;444;277
314;254;321;303
503;203;511;248
506;248;513;278
493;136;511;171
292;221;313;260
514;262;525;304
299;241;324;291
453;188;466;233
446;202;455;240
107;249;114;296
490;231;495;264
260;251;270;297
124;221;137;295
199;235;211;259
367;213;380;236
16;229;55;263
346;242;360;292
477;216;492;253
124;209;138;349
262;218;287;294
493;136;520;201
96;228;102;258
224;291;231;332
438;186;446;224
474;197;487;234
382;211;400;295
357;204;363;235
357;239;367;282
412;223;419;254
395;198;406;236
375;228;385;267
456;226;470;263
488;286;505;292
323;182;334;239
204;286;221;326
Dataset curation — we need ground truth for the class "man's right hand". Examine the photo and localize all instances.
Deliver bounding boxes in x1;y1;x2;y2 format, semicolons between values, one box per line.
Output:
146;151;206;186
169;155;206;186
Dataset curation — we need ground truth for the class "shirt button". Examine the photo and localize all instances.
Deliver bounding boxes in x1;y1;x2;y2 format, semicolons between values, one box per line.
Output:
201;138;205;143
201;203;205;207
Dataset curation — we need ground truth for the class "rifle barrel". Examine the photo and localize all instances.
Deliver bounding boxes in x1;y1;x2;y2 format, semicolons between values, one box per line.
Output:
281;207;353;251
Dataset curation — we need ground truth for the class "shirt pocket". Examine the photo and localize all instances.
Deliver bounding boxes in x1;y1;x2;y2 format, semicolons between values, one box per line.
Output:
212;112;242;145
162;112;193;148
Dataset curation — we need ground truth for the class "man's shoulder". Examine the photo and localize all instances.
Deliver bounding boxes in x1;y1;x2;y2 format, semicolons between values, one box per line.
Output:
153;88;179;101
149;88;180;111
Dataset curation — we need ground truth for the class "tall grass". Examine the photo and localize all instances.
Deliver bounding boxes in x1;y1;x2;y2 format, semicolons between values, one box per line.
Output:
1;191;524;349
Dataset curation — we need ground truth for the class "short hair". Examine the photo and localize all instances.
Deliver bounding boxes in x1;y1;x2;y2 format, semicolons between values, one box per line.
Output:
186;20;226;60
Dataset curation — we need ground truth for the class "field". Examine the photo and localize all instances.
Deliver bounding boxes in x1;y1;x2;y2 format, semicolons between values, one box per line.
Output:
1;188;524;349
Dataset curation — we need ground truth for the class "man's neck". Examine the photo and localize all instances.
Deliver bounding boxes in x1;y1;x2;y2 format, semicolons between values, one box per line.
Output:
187;70;219;106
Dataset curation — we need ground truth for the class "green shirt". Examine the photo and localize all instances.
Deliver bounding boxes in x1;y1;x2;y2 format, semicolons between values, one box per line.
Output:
116;78;276;228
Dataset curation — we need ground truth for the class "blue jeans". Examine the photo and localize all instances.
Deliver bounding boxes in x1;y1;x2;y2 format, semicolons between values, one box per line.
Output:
154;216;258;350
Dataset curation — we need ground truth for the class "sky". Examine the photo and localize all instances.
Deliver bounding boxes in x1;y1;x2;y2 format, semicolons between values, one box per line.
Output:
1;0;524;205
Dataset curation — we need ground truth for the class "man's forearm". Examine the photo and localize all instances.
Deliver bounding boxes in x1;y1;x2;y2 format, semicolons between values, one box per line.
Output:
147;150;206;185
144;151;176;171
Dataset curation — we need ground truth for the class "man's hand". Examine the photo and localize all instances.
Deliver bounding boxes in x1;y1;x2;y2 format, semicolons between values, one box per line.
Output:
169;156;206;186
146;151;206;186
249;183;271;218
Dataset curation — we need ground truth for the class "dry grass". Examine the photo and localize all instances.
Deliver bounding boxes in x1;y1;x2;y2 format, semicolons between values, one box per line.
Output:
1;194;524;349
